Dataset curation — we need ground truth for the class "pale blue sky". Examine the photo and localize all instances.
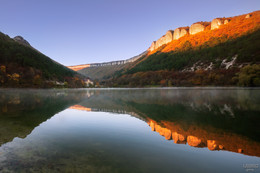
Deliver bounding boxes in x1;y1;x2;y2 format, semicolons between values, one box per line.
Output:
0;0;259;65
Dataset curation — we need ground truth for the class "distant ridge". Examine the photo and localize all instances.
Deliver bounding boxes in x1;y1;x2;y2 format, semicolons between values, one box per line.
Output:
67;51;147;71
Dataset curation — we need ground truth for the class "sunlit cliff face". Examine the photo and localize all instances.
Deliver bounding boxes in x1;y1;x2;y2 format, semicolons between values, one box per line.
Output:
67;64;90;71
148;11;259;53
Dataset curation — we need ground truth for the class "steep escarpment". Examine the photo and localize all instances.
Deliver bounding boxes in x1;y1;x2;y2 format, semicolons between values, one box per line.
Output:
148;11;258;52
0;32;87;88
72;51;147;80
68;51;147;72
108;11;260;87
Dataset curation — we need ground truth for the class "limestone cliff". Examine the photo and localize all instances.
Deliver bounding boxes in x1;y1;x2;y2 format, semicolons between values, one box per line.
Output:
173;27;189;40
155;35;166;49
211;18;224;30
148;11;255;52
67;51;147;72
164;30;174;45
189;22;210;35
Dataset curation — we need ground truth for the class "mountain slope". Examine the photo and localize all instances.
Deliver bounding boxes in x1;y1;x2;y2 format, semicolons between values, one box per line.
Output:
107;11;260;87
69;51;147;80
79;64;127;80
0;32;86;88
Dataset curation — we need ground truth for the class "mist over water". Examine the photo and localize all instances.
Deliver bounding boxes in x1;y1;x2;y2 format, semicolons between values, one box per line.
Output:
0;88;259;173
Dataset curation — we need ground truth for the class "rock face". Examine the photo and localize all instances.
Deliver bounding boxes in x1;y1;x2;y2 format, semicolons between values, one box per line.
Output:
149;30;174;51
224;19;230;24
189;23;206;35
155;35;166;49
245;14;251;18
149;41;156;51
164;30;174;44
211;18;223;30
67;64;90;71
173;27;189;40
13;36;31;47
68;51;147;71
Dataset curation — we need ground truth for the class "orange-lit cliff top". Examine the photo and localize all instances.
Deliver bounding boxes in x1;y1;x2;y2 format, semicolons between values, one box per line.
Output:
148;10;260;55
67;64;90;71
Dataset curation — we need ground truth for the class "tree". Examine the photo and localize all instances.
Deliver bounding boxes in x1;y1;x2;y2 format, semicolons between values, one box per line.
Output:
236;65;260;86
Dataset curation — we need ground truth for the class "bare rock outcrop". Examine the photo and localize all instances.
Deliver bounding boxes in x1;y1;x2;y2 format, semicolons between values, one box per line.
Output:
224;19;230;24
13;36;31;47
245;14;251;18
173;27;189;40
149;41;156;51
149;30;174;51
155;35;166;49
164;30;174;44
211;18;224;30
68;51;147;71
189;22;209;35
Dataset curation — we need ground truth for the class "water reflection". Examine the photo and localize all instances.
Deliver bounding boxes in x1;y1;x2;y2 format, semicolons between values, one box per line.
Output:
72;88;260;157
0;88;259;172
0;89;87;146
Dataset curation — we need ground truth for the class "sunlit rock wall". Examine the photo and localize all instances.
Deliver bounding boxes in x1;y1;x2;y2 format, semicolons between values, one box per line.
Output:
224;19;230;24
149;41;156;51
173;27;189;40
211;18;224;30
189;23;206;35
155;35;166;49
164;30;174;44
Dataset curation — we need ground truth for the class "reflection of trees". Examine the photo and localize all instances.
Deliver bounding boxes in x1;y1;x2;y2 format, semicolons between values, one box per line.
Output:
77;89;260;156
81;89;260;112
0;88;259;157
0;89;87;146
79;89;260;141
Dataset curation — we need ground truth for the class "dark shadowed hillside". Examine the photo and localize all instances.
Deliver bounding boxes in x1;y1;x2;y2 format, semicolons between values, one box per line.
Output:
0;32;87;88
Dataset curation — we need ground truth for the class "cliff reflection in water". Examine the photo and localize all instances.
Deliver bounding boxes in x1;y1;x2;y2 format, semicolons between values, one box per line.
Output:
71;88;260;157
1;88;260;158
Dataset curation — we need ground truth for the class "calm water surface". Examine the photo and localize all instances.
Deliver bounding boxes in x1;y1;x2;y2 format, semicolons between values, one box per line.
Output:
0;88;259;173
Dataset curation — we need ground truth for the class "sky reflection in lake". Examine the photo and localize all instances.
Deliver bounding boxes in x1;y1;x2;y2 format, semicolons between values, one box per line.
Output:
0;88;259;173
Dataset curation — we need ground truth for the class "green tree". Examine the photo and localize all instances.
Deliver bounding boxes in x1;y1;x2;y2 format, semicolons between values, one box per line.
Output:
236;65;260;86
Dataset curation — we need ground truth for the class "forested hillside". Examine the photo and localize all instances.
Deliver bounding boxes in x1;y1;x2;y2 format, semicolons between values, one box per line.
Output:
106;11;260;87
0;32;87;88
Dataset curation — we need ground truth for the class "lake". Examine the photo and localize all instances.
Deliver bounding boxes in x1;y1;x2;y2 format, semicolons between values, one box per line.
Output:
0;88;259;173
